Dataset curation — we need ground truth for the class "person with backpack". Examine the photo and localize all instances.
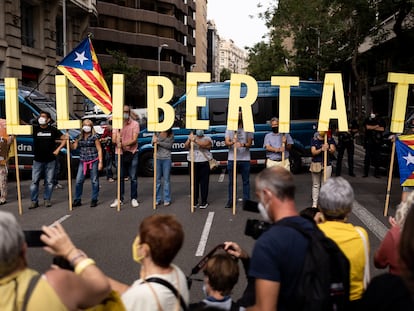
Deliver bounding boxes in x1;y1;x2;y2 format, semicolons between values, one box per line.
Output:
318;177;370;308
0;210;111;311
225;167;350;311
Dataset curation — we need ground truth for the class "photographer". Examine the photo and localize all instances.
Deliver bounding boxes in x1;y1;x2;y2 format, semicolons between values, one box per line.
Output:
224;167;316;311
0;210;111;311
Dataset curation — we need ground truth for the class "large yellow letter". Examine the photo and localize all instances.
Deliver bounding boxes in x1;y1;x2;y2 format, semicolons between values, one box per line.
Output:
227;74;257;132
271;76;299;133
186;72;211;130
112;74;125;130
388;73;414;133
147;76;174;131
5;78;32;135
318;73;348;132
55;75;81;130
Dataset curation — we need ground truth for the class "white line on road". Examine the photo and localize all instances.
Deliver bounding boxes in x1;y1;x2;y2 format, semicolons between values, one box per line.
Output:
352;201;388;240
195;212;215;256
50;214;71;226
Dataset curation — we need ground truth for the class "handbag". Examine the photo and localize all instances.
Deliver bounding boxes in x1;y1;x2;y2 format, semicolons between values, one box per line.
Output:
199;149;219;170
309;162;322;173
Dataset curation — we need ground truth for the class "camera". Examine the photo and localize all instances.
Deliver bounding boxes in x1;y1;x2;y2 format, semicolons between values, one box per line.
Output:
242;200;272;240
244;219;272;240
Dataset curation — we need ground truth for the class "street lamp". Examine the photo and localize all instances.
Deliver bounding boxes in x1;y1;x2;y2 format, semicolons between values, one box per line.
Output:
158;44;168;76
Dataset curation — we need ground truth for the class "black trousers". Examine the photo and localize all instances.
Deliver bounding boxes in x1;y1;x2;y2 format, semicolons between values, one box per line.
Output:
364;143;380;176
191;161;210;205
336;140;355;176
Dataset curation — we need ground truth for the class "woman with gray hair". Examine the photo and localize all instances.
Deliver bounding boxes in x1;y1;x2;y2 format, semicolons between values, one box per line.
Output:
317;177;369;308
374;191;413;275
0;210;110;310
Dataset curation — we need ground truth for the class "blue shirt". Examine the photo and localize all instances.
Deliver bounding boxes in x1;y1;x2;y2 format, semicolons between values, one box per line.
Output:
263;132;294;160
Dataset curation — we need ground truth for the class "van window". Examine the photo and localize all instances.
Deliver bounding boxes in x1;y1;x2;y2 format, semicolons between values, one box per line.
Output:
20;101;36;124
0;99;5;118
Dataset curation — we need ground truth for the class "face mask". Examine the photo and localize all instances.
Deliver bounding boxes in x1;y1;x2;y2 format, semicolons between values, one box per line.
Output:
196;130;204;136
82;125;92;133
123;113;130;119
272;127;278;133
370;113;376;119
38;117;47;125
132;236;144;264
258;194;272;223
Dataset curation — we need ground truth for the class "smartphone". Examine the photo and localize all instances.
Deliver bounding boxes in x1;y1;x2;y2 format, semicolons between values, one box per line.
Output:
24;230;46;247
243;199;259;213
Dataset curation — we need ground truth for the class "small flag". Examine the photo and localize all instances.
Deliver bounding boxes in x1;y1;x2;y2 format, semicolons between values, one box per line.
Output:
57;37;112;114
396;134;414;186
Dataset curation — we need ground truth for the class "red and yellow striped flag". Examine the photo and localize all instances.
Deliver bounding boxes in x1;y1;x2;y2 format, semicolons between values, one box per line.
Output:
57;37;112;114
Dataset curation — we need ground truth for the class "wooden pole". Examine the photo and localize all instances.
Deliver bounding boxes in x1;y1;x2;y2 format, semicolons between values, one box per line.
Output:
117;130;121;212
232;132;237;215
13;141;23;215
323;134;328;182
66;135;73;211
384;140;396;216
190;139;194;213
281;134;285;163
153;139;157;210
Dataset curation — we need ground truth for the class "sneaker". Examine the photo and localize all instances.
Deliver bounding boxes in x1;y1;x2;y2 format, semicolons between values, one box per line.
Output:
44;200;52;208
90;200;98;207
156;201;162;206
131;199;139;208
73;200;82;207
54;184;63;189
29;201;39;209
164;201;171;207
224;202;232;209
108;178;115;183
110;199;123;208
199;203;209;209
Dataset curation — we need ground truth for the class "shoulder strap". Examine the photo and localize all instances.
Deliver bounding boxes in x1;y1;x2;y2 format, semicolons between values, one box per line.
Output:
145;277;188;311
21;274;41;311
355;227;370;289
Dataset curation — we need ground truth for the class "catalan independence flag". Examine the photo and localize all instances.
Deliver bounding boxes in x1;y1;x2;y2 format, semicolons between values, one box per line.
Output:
396;134;414;186
57;37;112;114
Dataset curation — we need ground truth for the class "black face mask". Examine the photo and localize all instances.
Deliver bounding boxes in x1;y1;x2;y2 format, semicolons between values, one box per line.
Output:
272;127;279;133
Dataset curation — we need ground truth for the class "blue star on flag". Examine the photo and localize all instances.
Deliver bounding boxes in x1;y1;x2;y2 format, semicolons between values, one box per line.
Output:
396;135;414;186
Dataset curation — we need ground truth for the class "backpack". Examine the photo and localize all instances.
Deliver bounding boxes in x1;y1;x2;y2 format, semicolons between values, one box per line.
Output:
278;221;350;311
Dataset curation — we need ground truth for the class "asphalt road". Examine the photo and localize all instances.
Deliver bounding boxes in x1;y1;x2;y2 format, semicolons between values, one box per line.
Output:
1;147;402;303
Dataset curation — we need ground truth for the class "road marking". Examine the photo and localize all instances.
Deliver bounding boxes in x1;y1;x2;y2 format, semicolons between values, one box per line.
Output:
352;201;388;240
50;214;71;226
195;212;215;256
218;169;225;183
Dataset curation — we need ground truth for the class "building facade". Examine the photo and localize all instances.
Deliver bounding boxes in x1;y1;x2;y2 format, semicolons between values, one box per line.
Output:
218;38;247;77
206;19;220;81
0;0;96;98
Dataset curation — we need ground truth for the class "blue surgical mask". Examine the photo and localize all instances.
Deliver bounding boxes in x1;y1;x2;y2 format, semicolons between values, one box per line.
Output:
196;130;204;136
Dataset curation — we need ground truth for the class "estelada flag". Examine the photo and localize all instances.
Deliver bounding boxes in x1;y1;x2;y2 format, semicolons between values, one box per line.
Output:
57;37;112;114
396;134;414;186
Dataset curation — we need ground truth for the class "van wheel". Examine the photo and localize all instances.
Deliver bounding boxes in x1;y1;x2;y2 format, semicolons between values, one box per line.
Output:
139;152;154;177
290;153;302;174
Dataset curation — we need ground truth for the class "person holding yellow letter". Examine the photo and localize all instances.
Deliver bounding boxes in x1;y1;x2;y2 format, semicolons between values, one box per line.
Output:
310;131;336;208
264;117;293;171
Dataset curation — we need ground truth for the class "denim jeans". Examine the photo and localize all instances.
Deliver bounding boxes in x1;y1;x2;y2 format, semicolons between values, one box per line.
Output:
227;160;250;204
156;159;171;203
104;150;113;179
74;160;99;201
30;160;56;202
115;152;138;201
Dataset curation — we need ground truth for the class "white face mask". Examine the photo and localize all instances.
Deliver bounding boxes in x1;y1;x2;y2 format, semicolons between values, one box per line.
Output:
258;202;272;223
123;113;130;119
38;117;47;125
82;125;92;133
370;113;376;119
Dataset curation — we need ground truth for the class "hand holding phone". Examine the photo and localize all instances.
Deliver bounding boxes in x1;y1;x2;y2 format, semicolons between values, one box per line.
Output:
24;230;46;247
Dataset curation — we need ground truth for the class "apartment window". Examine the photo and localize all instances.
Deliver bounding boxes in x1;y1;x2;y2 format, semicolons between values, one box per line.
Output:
21;2;35;47
56;17;64;56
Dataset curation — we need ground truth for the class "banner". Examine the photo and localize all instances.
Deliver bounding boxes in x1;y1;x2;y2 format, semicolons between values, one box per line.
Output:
396;134;414;186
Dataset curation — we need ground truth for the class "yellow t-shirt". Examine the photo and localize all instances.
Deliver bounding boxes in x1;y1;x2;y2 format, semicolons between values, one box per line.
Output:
318;221;369;301
0;268;67;311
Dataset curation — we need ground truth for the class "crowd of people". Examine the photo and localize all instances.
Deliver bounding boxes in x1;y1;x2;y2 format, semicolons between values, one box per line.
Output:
2;166;414;310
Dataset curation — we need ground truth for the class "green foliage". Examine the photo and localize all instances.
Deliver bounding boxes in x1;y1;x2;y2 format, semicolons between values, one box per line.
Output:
220;68;232;81
102;50;146;101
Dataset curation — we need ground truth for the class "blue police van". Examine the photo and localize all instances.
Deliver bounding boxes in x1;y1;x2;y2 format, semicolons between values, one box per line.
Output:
0;84;79;176
137;80;323;176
